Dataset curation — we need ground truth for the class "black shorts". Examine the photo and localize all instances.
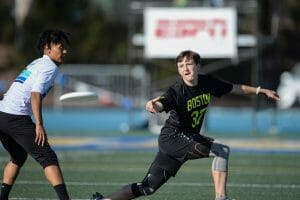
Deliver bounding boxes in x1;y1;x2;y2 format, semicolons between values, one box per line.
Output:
159;129;214;163
0;111;59;168
146;131;214;177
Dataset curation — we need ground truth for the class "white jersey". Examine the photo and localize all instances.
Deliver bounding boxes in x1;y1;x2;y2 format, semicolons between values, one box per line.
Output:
0;55;58;115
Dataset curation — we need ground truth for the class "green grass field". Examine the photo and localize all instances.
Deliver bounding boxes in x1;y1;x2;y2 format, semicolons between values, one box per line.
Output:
0;150;299;200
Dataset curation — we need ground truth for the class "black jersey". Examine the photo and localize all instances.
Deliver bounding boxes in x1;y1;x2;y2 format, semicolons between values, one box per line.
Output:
159;74;233;135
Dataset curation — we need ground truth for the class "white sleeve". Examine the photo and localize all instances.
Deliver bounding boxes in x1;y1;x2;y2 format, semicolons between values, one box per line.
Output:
31;65;57;94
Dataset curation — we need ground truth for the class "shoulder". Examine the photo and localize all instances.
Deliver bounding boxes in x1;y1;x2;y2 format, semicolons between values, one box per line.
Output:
28;55;57;73
198;73;226;84
167;79;183;95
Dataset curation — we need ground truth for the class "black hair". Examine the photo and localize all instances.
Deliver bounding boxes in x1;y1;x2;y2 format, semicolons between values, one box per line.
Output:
36;28;70;56
175;50;201;65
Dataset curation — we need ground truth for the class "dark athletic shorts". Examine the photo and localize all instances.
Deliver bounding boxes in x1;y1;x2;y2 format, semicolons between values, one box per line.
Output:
0;111;59;168
152;129;214;176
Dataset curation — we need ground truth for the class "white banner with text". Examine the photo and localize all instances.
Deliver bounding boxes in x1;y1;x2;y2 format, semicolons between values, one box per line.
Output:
144;7;237;58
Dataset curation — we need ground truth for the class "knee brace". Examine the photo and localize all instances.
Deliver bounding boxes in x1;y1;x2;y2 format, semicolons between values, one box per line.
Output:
131;167;170;197
210;142;230;172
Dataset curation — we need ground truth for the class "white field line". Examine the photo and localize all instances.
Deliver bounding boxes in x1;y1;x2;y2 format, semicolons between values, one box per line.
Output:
16;180;300;189
8;181;299;200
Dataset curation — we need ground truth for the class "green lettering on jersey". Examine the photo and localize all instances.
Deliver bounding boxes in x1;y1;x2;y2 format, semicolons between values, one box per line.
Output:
187;93;211;112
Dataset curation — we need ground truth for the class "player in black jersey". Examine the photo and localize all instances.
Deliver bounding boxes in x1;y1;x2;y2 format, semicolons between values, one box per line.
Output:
90;50;280;200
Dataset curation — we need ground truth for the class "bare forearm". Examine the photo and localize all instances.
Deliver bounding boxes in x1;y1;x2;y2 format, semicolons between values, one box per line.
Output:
232;84;258;95
31;92;43;125
231;84;280;100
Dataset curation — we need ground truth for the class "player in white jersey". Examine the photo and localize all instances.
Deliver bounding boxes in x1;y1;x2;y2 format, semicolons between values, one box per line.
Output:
0;29;71;200
0;55;58;115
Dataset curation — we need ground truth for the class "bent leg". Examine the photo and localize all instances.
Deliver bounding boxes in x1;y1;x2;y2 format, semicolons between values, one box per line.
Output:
210;141;230;200
185;135;230;199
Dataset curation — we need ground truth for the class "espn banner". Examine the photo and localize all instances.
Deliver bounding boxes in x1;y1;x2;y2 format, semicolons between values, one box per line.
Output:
144;7;237;59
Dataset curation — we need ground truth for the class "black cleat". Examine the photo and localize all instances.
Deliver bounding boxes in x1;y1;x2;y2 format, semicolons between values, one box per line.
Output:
90;192;104;200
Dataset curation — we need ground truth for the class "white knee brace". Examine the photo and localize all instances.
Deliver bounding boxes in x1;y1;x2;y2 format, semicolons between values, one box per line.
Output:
210;141;230;171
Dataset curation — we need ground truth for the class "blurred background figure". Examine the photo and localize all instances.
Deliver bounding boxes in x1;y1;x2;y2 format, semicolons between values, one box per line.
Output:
277;63;300;109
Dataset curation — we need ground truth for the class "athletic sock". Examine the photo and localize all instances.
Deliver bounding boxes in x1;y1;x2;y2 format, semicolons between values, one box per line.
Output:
0;183;12;200
54;183;70;200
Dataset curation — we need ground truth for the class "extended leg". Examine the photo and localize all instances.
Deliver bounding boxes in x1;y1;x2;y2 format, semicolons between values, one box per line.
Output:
103;184;135;200
91;152;178;200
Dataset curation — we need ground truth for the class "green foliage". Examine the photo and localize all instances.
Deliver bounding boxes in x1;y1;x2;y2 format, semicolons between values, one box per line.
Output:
1;0;127;67
0;0;15;43
288;0;300;28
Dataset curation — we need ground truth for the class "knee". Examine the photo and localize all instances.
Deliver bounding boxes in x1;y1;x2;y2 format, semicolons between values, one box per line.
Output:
131;182;157;197
221;144;230;159
212;142;230;159
131;167;170;197
11;153;28;167
211;143;230;172
35;150;59;168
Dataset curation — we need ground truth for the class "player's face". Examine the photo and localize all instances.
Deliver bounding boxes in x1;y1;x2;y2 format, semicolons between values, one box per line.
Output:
177;56;199;86
44;43;68;64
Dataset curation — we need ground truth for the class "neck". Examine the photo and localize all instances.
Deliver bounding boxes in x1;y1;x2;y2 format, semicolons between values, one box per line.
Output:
183;78;197;87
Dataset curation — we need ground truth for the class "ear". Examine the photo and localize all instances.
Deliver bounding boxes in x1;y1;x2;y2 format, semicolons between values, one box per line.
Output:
196;64;201;72
44;44;51;54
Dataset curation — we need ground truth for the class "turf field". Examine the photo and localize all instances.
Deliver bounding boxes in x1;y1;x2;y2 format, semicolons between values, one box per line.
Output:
0;150;299;200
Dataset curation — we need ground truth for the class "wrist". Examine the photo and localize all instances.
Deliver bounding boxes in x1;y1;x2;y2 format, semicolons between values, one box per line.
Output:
36;122;43;126
256;86;261;95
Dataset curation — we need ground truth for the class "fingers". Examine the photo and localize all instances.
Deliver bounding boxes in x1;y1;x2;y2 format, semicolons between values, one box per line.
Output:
146;97;161;113
35;133;45;146
35;127;47;146
265;90;281;101
272;93;281;101
151;96;161;104
146;101;156;113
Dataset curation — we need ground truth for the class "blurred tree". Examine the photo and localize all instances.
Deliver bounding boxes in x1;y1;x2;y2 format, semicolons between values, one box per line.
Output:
0;0;17;68
0;0;15;44
13;0;127;65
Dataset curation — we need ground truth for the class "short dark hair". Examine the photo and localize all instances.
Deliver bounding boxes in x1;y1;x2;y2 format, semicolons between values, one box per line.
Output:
36;28;70;56
175;50;201;65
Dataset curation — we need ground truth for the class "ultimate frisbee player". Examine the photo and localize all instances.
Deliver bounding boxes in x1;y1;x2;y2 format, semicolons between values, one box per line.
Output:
0;29;71;200
91;50;280;200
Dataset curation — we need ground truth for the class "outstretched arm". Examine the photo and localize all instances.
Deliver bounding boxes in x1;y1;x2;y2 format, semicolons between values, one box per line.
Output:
145;96;164;113
231;84;280;101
